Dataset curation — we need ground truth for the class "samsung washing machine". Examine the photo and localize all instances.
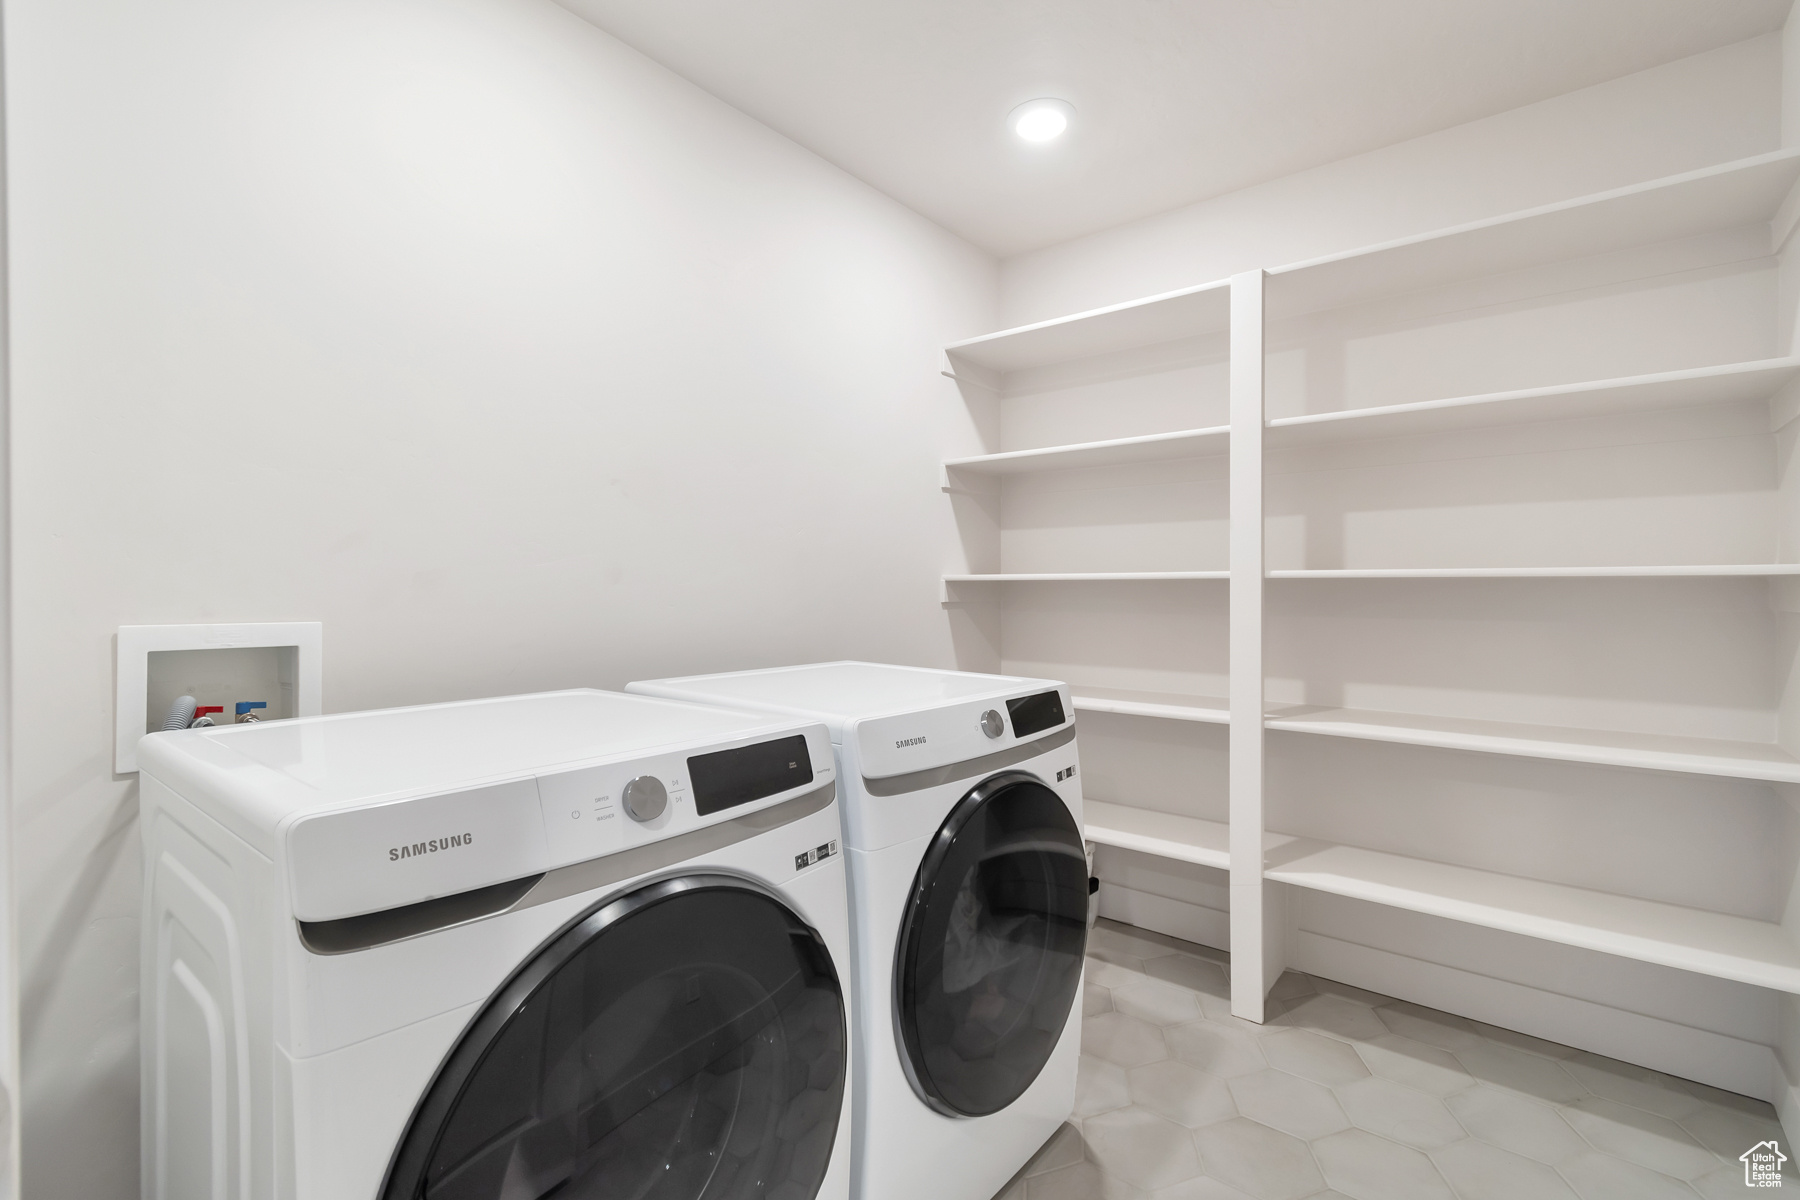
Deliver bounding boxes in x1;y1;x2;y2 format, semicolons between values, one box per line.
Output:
627;664;1086;1200
137;689;853;1200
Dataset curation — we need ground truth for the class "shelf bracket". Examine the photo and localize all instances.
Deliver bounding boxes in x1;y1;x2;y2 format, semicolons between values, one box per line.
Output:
939;577;1000;606
1771;375;1800;433
940;462;1000;497
940;354;1003;395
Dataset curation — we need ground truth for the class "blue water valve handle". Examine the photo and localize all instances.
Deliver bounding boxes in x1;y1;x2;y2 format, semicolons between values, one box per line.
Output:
235;701;267;716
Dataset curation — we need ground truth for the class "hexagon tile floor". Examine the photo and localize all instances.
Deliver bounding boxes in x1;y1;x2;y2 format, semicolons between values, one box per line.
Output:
993;919;1798;1200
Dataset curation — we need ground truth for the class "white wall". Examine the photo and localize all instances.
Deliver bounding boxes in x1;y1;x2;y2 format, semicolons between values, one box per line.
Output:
2;1;994;1196
999;34;1782;327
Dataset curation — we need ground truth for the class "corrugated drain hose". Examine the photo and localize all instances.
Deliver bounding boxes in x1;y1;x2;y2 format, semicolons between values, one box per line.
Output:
162;695;198;732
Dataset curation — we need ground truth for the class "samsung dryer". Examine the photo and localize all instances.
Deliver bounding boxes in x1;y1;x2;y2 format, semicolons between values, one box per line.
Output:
627;664;1085;1200
137;689;852;1200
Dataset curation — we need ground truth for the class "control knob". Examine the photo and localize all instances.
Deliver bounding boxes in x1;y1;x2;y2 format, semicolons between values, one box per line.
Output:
980;709;1005;739
622;775;668;822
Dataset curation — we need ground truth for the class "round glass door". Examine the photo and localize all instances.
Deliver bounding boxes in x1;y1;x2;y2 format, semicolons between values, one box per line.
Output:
894;771;1088;1117
382;876;847;1200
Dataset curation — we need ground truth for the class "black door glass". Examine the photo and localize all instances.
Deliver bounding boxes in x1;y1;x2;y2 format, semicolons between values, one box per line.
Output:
382;878;847;1200
895;772;1088;1117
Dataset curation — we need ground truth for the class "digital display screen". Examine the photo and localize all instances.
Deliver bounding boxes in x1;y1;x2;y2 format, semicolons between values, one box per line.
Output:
1006;690;1067;738
688;735;814;816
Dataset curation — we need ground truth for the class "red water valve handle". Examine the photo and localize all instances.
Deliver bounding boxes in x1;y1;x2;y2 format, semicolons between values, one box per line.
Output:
194;706;225;718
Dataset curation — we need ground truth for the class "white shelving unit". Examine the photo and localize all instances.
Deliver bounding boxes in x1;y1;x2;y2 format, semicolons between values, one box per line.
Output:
1266;706;1800;784
1086;809;1800;993
1085;800;1232;871
1072;686;1229;725
955;565;1800;580
1263;150;1800;318
1070;688;1800;783
1265;358;1800;449
946;279;1230;373
943;424;1228;478
1262;838;1800;993
1269;565;1800;578
942;148;1800;1042
945;572;1231;582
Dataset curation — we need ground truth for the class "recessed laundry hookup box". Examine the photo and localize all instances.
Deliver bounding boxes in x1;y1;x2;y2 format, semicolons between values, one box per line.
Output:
116;622;322;773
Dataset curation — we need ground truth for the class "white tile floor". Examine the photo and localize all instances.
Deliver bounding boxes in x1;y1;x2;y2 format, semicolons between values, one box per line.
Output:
995;919;1796;1200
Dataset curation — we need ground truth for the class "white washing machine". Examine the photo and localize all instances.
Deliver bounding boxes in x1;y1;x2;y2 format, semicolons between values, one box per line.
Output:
137;689;853;1200
628;664;1086;1200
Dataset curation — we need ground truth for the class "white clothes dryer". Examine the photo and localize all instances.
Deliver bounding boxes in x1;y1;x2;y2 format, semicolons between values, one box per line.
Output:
628;664;1086;1200
138;689;853;1200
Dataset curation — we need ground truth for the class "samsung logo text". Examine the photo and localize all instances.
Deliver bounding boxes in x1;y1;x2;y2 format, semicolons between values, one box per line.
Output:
390;832;473;861
895;736;927;748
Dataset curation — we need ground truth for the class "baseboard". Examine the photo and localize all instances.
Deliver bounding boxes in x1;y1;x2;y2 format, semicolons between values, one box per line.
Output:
1774;994;1800;1150
1775;1063;1800;1153
1291;930;1777;1102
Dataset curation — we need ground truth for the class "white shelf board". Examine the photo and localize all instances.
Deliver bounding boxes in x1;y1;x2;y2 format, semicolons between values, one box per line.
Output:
1073;687;1229;725
950;567;1800;584
1265;706;1800;784
1269;565;1800;579
1266;150;1800;319
945;279;1230;374
1084;800;1231;870
1071;688;1798;783
944;572;1230;583
1266;358;1800;449
1263;837;1800;993
946;424;1229;476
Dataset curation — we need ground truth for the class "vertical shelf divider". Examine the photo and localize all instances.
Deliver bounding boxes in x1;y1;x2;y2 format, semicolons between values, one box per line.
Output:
1228;269;1282;1019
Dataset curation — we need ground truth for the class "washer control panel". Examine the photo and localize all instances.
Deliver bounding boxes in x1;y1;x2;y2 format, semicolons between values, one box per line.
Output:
532;723;833;871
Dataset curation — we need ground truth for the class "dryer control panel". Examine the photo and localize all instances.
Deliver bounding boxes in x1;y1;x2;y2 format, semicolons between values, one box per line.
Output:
855;686;1072;779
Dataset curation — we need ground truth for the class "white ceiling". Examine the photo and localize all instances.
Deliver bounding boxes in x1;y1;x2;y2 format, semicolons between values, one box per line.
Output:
556;0;1791;256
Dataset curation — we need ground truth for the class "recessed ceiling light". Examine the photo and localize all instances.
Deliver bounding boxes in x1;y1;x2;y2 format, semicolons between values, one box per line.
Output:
1010;98;1073;143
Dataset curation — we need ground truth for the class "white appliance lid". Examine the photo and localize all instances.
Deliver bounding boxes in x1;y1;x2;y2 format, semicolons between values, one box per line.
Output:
633;662;1059;722
144;689;803;809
